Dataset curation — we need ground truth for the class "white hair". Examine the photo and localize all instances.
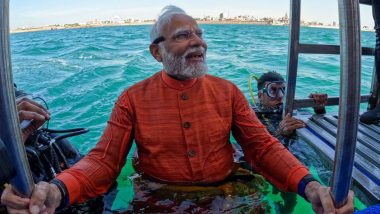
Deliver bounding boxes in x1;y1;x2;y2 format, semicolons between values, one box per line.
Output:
150;5;188;43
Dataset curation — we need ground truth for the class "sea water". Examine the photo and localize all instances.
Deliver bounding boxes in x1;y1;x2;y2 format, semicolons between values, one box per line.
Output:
11;24;374;213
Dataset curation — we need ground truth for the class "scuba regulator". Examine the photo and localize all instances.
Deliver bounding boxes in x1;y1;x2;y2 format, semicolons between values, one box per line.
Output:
2;88;90;184
25;127;88;182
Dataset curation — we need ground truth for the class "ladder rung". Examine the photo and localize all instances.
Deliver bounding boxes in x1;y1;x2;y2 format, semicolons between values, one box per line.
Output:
293;95;370;109
298;44;374;56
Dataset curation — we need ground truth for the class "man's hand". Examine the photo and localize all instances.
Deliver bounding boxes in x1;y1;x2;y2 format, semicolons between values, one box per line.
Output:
16;97;50;142
309;93;328;106
309;93;328;114
305;181;354;214
1;182;61;214
278;113;306;136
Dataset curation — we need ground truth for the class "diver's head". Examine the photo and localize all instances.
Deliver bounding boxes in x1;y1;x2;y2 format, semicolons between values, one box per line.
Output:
257;71;285;107
149;5;208;80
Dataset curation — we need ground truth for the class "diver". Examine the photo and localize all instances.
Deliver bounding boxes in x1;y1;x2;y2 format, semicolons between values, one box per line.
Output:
252;71;327;139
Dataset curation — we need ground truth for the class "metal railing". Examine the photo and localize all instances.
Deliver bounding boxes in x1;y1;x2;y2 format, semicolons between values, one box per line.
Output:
332;0;361;207
0;0;34;197
285;0;363;208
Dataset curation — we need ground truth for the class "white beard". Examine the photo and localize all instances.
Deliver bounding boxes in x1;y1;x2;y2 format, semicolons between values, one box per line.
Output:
161;46;208;80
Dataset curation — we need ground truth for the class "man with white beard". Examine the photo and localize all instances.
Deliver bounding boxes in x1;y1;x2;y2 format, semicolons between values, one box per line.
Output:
1;5;354;214
159;41;207;80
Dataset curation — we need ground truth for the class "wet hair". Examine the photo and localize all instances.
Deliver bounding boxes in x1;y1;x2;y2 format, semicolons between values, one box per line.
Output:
150;5;187;43
257;71;285;90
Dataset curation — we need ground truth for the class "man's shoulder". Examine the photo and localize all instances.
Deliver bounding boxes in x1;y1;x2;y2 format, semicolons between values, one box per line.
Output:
127;71;161;91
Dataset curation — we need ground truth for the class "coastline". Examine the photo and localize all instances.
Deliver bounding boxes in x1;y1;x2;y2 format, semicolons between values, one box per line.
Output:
10;22;154;34
10;20;374;34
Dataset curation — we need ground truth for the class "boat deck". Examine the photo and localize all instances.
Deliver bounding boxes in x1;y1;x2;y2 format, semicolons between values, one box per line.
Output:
296;113;380;204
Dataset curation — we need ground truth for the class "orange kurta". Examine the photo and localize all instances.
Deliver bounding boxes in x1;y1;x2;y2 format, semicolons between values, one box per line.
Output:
56;70;309;204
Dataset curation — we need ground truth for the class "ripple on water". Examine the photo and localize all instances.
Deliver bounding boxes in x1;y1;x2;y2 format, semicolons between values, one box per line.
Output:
10;25;373;210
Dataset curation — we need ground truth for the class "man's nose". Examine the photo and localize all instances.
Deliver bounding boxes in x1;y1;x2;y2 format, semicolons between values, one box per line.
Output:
190;34;206;48
278;90;284;98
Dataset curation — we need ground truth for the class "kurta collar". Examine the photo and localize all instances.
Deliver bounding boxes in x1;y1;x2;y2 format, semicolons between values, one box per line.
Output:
161;70;199;90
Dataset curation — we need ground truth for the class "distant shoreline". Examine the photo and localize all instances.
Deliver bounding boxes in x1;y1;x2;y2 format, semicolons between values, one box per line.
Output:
10;22;153;34
10;21;374;34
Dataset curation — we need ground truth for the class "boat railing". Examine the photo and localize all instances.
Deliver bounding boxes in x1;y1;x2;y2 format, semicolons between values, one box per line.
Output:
285;0;363;207
0;0;34;197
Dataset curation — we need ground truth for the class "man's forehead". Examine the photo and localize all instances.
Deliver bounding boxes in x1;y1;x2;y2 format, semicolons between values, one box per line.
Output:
265;81;285;86
164;14;199;33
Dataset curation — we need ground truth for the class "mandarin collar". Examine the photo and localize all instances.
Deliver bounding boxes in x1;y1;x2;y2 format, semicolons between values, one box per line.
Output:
161;70;199;90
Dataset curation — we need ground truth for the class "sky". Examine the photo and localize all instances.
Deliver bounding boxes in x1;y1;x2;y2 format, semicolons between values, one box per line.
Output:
9;0;374;29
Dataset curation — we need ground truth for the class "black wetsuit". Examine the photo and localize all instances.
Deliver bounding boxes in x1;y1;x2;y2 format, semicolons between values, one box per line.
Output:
251;103;297;147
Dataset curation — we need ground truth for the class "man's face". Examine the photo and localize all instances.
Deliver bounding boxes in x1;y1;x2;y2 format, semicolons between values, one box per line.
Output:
158;14;208;80
258;81;285;107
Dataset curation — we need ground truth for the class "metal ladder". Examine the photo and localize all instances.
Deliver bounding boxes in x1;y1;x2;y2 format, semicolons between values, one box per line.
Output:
285;0;375;113
284;0;373;207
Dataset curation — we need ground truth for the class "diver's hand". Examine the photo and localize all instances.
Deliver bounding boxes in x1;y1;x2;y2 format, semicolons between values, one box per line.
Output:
309;93;328;114
1;182;61;214
16;97;50;142
278;113;305;136
309;93;328;106
305;181;354;214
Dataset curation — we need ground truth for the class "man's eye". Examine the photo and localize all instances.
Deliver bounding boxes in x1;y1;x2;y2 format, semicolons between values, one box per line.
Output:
175;32;190;40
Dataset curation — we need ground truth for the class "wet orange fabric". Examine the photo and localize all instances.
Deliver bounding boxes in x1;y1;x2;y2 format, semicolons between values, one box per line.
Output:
56;70;309;204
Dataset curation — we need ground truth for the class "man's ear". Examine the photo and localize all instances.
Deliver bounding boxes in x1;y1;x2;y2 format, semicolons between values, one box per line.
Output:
150;44;162;62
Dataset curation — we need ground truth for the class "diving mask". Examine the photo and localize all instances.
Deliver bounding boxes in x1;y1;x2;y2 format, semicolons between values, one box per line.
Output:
260;81;285;99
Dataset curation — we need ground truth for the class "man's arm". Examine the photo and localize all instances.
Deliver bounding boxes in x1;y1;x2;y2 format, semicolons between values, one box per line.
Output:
55;91;135;205
1;91;135;213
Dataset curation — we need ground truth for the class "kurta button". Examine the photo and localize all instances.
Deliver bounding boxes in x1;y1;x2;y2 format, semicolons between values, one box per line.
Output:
183;122;191;128
188;150;197;157
181;93;189;100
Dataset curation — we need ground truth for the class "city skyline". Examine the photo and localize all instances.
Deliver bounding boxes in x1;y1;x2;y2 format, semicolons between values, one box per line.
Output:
10;0;374;29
